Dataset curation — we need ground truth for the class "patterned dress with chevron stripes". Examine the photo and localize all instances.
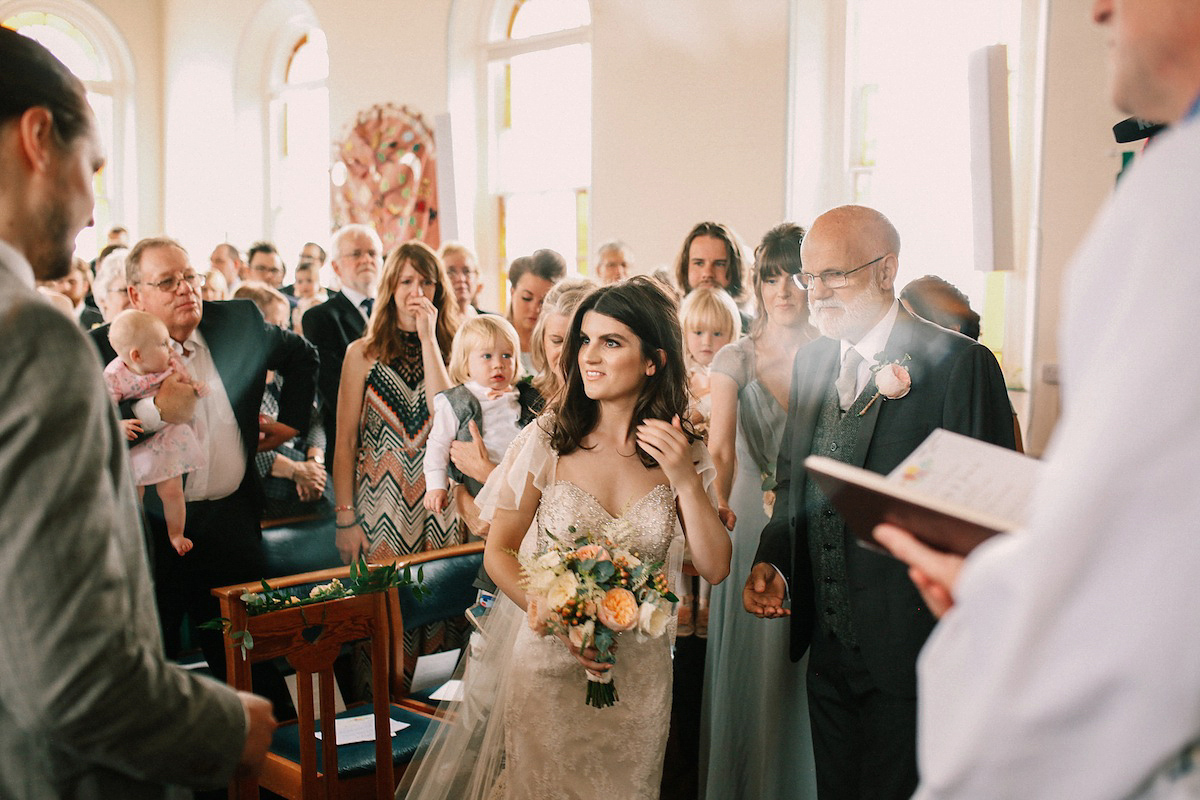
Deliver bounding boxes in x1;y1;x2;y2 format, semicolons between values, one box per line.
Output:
354;332;467;685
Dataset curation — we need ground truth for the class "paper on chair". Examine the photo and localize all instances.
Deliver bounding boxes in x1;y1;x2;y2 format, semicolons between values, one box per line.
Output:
429;679;464;702
314;714;409;744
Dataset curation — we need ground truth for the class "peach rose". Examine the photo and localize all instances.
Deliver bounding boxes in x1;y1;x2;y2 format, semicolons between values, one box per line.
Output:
597;587;639;632
568;619;595;650
573;544;611;562
874;363;912;399
526;594;552;635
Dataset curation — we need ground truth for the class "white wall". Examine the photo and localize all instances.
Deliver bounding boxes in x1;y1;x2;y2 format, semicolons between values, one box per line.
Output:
590;0;790;275
1022;0;1124;453
86;0;164;241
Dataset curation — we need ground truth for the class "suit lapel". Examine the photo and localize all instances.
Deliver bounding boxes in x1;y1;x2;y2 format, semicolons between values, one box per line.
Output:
849;307;919;467
788;338;839;515
333;292;367;337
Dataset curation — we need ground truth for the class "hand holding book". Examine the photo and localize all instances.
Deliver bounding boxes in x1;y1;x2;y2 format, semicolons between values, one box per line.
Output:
873;524;959;618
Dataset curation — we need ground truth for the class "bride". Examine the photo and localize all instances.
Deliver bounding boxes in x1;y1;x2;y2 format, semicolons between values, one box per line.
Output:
399;276;731;799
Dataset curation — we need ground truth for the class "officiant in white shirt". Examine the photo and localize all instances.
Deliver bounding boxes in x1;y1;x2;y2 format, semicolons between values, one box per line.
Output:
876;1;1200;798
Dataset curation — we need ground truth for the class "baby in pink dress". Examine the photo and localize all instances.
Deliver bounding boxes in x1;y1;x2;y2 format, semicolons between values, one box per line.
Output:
104;310;206;556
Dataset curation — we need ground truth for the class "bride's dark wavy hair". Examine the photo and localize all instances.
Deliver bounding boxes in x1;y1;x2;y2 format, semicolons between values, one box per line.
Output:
548;276;698;467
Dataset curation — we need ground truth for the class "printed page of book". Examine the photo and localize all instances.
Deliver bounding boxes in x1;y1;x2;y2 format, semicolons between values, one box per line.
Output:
887;428;1039;528
804;428;1041;555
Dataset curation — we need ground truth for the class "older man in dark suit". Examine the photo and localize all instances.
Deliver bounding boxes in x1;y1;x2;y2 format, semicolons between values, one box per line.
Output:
744;205;1015;799
301;223;381;469
90;237;318;679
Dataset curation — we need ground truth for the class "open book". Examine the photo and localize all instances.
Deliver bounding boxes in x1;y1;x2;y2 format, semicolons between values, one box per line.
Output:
804;428;1040;556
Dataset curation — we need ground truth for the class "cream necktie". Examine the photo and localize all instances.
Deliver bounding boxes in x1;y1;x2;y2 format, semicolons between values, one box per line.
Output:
835;347;865;411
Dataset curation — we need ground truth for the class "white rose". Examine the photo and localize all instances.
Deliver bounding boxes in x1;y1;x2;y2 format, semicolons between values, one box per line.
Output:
546;571;580;609
637;600;670;639
536;550;563;570
568;619;595;650
525;565;558;593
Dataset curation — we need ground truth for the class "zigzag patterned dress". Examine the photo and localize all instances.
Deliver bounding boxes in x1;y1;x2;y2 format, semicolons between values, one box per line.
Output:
355;331;467;684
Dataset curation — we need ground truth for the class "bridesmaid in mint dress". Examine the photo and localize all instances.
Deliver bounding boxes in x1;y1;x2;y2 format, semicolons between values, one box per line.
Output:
700;223;819;799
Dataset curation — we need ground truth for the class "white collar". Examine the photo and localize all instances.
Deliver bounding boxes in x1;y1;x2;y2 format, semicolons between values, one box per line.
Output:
840;299;900;367
0;239;35;289
340;285;371;309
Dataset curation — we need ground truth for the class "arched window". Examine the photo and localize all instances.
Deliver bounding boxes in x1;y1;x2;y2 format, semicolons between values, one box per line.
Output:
2;4;134;260
487;0;592;283
268;27;331;280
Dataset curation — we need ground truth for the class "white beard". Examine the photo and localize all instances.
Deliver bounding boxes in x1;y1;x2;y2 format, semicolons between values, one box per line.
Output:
809;278;890;341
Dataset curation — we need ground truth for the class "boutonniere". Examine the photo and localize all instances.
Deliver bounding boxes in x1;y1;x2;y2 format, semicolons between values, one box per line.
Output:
859;353;912;415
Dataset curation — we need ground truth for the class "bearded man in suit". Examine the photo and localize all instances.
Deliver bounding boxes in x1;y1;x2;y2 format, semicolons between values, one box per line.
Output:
90;237;318;682
0;27;274;796
743;204;1015;799
301;223;381;470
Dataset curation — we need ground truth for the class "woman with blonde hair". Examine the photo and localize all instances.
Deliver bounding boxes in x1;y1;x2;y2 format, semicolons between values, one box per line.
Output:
529;276;596;403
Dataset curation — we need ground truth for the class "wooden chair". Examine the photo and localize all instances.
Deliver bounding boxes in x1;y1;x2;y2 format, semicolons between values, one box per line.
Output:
213;564;435;800
388;541;485;716
212;540;486;798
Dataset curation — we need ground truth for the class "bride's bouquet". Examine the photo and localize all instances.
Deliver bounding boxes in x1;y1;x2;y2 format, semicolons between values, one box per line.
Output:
517;521;678;708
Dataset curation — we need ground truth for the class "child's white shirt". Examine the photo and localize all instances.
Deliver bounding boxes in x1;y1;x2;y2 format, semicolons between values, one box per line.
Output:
423;380;525;492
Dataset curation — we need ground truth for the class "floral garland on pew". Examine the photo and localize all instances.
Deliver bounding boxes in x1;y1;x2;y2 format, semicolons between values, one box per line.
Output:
201;558;426;659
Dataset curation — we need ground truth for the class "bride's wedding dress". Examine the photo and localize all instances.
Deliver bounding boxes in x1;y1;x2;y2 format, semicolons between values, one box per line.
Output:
398;420;713;800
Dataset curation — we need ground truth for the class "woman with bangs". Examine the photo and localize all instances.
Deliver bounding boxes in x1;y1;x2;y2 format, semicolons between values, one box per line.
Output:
332;241;465;684
400;276;731;799
700;222;819;799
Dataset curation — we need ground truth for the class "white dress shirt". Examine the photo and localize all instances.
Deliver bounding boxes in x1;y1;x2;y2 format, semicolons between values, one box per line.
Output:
838;299;901;399
424;380;524;492
913;113;1200;799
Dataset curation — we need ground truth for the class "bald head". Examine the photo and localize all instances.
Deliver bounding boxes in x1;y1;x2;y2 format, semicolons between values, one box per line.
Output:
804;205;900;263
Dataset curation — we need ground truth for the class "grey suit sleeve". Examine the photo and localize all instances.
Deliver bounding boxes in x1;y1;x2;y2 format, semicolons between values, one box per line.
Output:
0;305;246;788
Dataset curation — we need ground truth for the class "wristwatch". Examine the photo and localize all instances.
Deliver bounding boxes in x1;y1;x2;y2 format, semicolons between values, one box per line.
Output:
309;452;325;467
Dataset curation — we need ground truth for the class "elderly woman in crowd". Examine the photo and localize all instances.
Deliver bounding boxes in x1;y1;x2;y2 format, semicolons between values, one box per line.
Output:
91;246;132;322
439;240;490;319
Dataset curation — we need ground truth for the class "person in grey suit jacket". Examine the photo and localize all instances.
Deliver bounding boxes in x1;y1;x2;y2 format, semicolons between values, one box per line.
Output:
743;205;1015;799
0;28;274;797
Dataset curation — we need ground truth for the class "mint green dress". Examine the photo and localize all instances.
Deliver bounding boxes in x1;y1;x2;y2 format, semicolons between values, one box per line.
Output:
699;336;816;799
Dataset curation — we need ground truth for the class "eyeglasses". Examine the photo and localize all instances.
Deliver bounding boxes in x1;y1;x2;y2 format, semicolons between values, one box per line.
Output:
793;255;887;290
139;272;204;293
250;264;284;276
338;249;379;262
